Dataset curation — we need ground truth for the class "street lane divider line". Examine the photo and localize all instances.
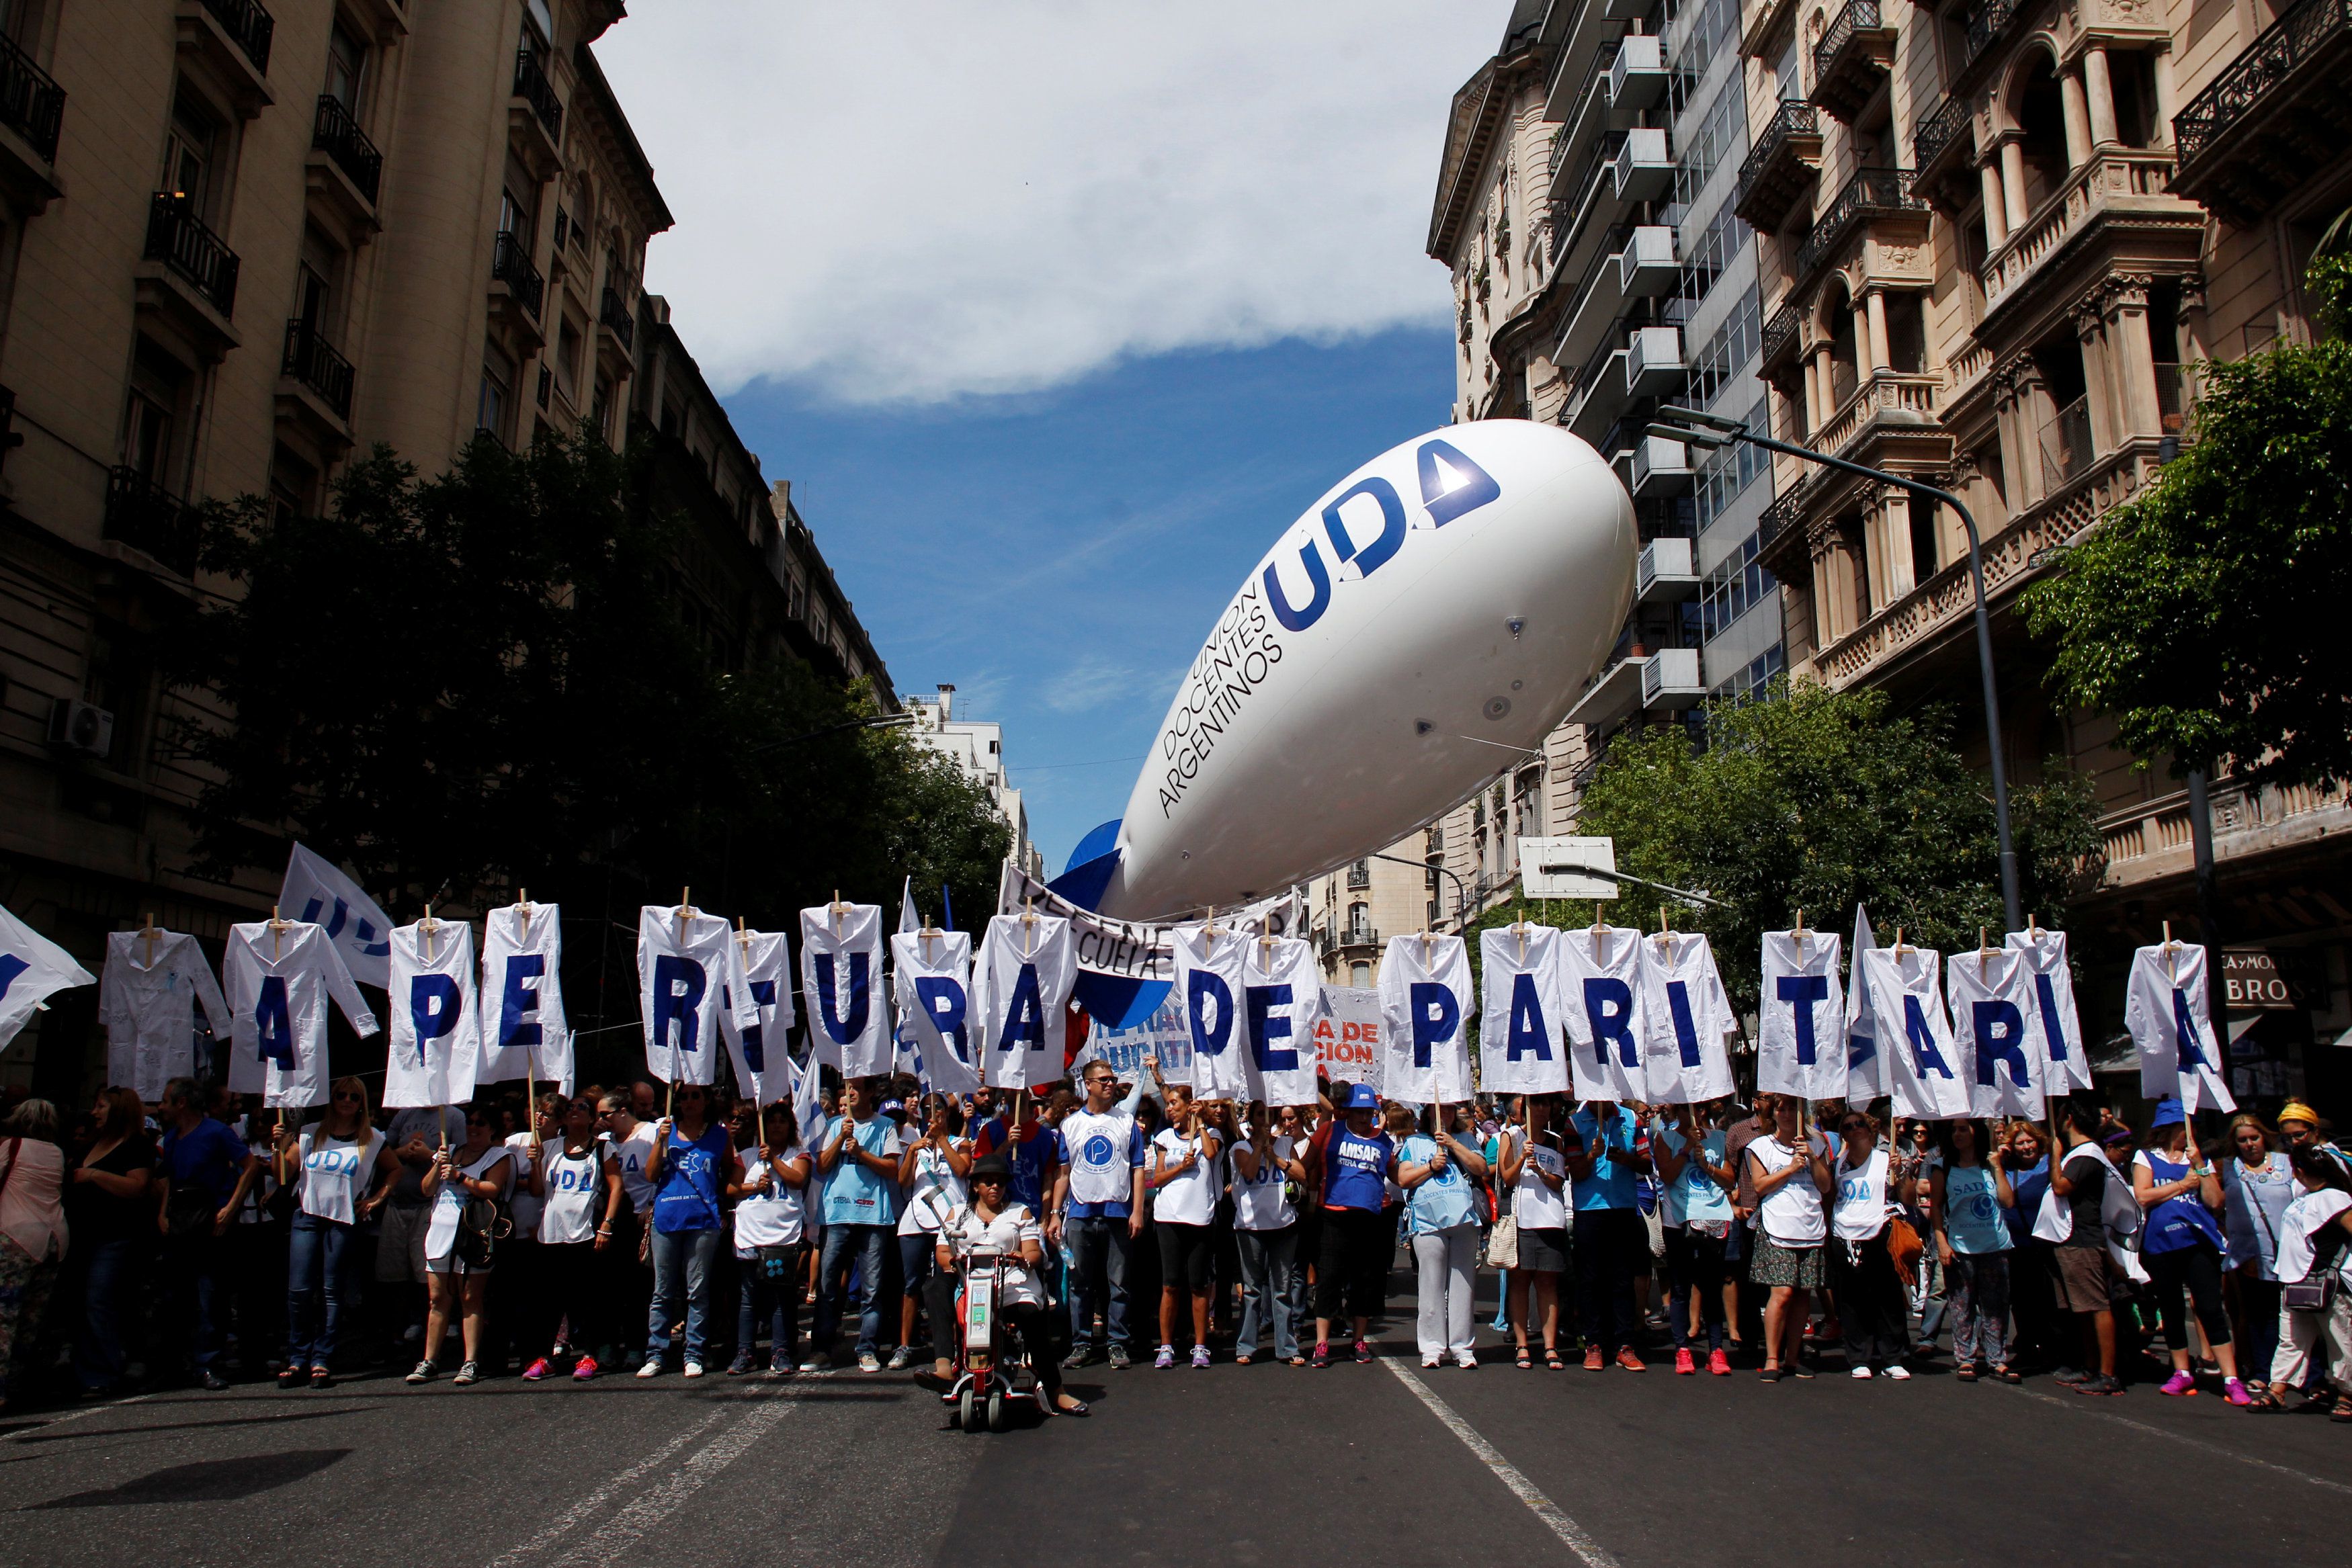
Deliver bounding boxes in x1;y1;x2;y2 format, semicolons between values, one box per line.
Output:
483;1405;732;1568
1382;1356;1624;1568
575;1395;798;1567
2005;1384;2352;1497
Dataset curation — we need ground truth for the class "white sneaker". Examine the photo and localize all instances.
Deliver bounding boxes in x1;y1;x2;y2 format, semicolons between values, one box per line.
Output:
1421;1355;1442;1369
682;1361;704;1379
635;1360;663;1379
1456;1352;1478;1369
1851;1365;1874;1379
1883;1364;1912;1381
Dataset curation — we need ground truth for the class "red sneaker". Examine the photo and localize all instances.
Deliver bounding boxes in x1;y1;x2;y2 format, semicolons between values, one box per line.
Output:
1674;1348;1695;1375
571;1355;600;1382
1616;1348;1646;1373
1583;1347;1605;1371
1708;1348;1731;1377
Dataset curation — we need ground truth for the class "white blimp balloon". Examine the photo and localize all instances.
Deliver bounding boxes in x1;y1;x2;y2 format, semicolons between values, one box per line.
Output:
1066;419;1636;921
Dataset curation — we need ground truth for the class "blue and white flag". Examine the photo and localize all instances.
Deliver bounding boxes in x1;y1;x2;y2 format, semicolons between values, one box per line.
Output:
719;928;796;1108
1478;923;1566;1097
0;902;96;1050
800;902;890;1078
1844;906;1885;1100
1861;946;1972;1121
384;918;480;1109
279;843;394;990
894;928;976;1094
2006;927;2089;1091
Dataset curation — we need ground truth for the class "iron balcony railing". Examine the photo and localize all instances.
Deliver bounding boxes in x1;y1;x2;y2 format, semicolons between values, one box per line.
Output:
1756;485;1806;556
1912;92;1969;172
144;193;240;318
2175;0;2351;165
201;0;275;75
1793;166;1921;282
490;228;544;320
105;467;199;576
598;286;635;353
1735;99;1820;212
282;318;354;420
1813;0;1882;82
310;95;382;204
1964;0;2025;66
513;46;563;140
0;28;65;163
1762;302;1801;367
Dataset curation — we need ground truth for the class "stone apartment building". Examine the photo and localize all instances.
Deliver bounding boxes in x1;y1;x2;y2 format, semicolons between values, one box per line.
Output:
904;683;1042;882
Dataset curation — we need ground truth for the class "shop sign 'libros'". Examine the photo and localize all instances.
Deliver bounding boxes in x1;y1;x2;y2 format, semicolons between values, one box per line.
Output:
1073;420;1636;920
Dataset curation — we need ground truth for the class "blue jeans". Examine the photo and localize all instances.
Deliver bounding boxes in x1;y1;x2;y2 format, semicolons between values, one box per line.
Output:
736;1242;803;1368
1064;1215;1132;1350
648;1227;721;1364
1235;1225;1300;1360
163;1230;228;1371
72;1237;139;1392
816;1223;890;1357
286;1213;355;1370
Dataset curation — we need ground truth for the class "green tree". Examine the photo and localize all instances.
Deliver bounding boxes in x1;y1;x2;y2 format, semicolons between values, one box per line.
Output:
2023;238;2352;787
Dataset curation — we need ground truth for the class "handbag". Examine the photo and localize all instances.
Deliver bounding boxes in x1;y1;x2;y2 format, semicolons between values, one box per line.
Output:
1488;1212;1519;1270
2285;1274;2336;1311
1885;1213;1924;1290
455;1192;509;1268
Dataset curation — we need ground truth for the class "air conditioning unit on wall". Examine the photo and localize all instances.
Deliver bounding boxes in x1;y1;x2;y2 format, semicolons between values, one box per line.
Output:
47;697;114;758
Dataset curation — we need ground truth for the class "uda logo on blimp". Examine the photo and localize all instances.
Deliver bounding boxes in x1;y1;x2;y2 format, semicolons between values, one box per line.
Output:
1261;439;1501;632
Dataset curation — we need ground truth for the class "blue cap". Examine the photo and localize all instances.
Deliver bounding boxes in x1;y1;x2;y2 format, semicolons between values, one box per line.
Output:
879;1098;906;1119
2149;1096;2186;1130
1346;1084;1380;1110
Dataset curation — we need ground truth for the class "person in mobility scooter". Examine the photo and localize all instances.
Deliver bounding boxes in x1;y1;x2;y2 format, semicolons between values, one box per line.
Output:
935;1156;1091;1428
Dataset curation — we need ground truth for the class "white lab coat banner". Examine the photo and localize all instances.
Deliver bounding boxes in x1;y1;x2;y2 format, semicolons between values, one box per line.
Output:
2124;943;2236;1113
1758;930;1846;1102
99;929;230;1099
2006;928;2089;1091
1478;924;1568;1096
224;920;380;1109
800;904;890;1078
1171;922;1253;1102
719;930;798;1107
894;930;978;1095
1947;947;2044;1117
1241;936;1325;1106
1844;908;1886;1100
384;920;481;1109
1638;932;1736;1104
1861;947;1972;1121
478;902;573;1092
974;912;1076;1090
1561;925;1650;1103
0;904;97;1051
636;908;757;1087
278;843;394;990
1379;933;1472;1104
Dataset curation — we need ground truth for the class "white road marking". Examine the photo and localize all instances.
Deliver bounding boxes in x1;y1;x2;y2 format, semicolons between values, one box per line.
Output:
573;1395;797;1565
482;1405;733;1568
2005;1384;2352;1496
5;1390;154;1440
1382;1356;1624;1568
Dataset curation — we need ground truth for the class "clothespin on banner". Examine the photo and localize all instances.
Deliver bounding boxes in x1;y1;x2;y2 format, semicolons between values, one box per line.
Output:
675;889;694;945
268;904;292;961
1022;896;1036;960
1793;908;1808;956
1203;905;1218;948
919;910;940;961
2026;911;2040;941
518;889;532;939
1591;900;1610;965
830;889;847;939
1654;904;1671;955
2161;920;2179;981
421;904;439;964
1259;923;1275;975
1978;926;1993;979
140;912;158;967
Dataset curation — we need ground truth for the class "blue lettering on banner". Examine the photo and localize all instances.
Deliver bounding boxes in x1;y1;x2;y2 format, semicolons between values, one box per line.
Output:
1970;999;2029;1087
2033;972;2070;1063
915;976;970;1062
1902;994;1954;1078
1245;984;1299;1071
1584;977;1640;1068
1415;439;1502;527
1665;979;1703;1068
255;975;294;1068
407;973;462;1059
499;954;545;1049
815;951;870;1045
652;954;706;1054
0;953;26;1006
1776;973;1829;1064
1507;971;1553;1061
1263;542;1331;632
298;895;391;959
997;962;1046;1054
1188;968;1234;1058
1409;982;1459;1068
1321;477;1407;579
740;979;778;1072
2170;987;2208;1066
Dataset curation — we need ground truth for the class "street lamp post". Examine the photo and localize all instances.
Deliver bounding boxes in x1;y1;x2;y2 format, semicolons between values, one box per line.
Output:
1648;404;2023;932
1368;849;1472;926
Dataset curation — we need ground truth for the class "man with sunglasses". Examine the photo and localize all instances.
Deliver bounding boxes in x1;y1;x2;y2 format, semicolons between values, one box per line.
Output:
1058;1061;1148;1370
814;1076;905;1372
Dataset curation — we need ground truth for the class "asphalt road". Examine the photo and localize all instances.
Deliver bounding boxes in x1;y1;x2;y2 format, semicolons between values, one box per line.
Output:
1;1272;2345;1568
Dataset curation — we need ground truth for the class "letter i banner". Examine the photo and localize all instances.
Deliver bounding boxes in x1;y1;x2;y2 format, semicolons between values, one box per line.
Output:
1561;923;1649;1102
1636;931;1736;1104
893;928;977;1095
1756;929;1847;1103
478;902;573;1094
1478;924;1567;1096
1378;933;1471;1104
1243;935;1325;1107
800;902;890;1078
2005;927;2091;1090
1172;921;1253;1102
1862;946;1972;1121
637;906;755;1088
720;929;798;1108
974;910;1075;1090
1947;947;2043;1118
2125;941;2236;1114
384;918;481;1109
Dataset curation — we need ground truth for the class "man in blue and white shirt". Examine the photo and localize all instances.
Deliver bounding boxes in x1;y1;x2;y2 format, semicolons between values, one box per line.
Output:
1056;1060;1147;1368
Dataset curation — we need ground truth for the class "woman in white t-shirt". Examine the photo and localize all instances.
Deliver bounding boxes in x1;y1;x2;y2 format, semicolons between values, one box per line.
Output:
1831;1108;1917;1379
1230;1101;1308;1366
1498;1095;1571;1370
935;1156;1087;1415
1148;1086;1225;1369
274;1076;394;1389
1744;1098;1834;1381
409;1105;513;1387
521;1096;619;1381
896;1096;972;1375
729;1100;812;1379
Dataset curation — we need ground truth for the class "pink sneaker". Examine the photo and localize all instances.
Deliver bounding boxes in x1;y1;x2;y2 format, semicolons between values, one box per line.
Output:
572;1355;600;1382
1708;1348;1731;1377
1673;1348;1695;1375
521;1358;550;1382
2224;1377;2253;1406
2160;1370;2197;1397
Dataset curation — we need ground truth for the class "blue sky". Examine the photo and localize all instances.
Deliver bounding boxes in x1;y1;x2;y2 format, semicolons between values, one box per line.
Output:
722;327;1458;870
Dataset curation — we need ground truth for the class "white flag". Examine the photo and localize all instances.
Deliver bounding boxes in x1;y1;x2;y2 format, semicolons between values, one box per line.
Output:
800;903;890;1078
278;843;394;990
1561;924;1649;1103
1241;935;1325;1107
1478;924;1568;1096
478;902;572;1092
2006;928;2089;1090
224;920;379;1109
1844;907;1886;1100
98;929;228;1098
1638;931;1736;1104
384;920;480;1109
718;928;797;1107
0;903;97;1051
1947;947;2044;1117
894;928;978;1095
1862;947;1972;1120
1757;930;1847;1102
2125;943;2235;1113
974;911;1075;1089
1378;933;1471;1105
636;907;756;1087
1173;922;1253;1102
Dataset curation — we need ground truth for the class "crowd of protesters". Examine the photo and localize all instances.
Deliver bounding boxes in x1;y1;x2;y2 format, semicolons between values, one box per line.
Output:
1;1059;2347;1424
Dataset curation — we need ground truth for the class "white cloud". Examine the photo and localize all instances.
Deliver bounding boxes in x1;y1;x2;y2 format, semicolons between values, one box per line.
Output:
1040;655;1138;714
593;2;1497;406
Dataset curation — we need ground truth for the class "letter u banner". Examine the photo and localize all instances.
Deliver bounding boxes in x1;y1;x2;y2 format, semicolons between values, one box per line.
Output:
801;903;890;1078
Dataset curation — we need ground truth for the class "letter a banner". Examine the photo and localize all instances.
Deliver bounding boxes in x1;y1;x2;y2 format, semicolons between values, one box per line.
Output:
1378;933;1470;1104
1478;924;1566;1096
800;903;890;1079
2006;928;2090;1091
1863;946;1972;1121
1241;935;1324;1106
2125;942;2235;1113
384;920;480;1109
1638;931;1736;1104
1171;922;1252;1102
1757;930;1846;1102
719;929;797;1108
1562;924;1648;1103
1947;946;2044;1118
893;928;978;1096
637;907;754;1088
975;911;1075;1090
478;902;573;1093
